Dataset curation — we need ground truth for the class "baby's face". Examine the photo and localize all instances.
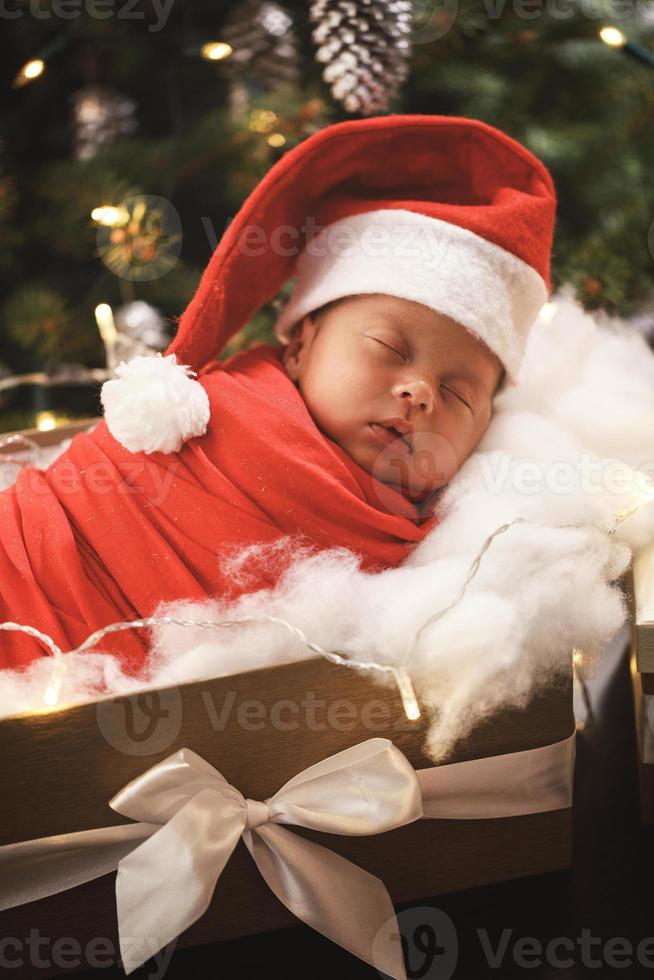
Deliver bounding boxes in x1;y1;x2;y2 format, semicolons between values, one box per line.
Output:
282;294;503;504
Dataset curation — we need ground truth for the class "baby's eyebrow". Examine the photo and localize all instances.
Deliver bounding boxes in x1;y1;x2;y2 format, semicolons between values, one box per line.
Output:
375;311;411;331
442;363;482;388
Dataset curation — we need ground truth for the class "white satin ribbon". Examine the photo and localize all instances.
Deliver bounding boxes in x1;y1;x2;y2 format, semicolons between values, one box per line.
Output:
416;729;576;818
0;731;576;979
0;738;422;979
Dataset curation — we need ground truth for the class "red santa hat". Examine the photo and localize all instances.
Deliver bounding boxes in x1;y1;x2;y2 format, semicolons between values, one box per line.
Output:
101;114;556;454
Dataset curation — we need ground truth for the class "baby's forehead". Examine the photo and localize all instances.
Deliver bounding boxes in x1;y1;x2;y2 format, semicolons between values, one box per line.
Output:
351;299;459;336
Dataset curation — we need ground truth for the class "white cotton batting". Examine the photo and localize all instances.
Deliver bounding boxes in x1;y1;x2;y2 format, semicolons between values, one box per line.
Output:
1;288;654;763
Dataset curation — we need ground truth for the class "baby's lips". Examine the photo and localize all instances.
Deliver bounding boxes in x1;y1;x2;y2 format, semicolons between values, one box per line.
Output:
369;422;411;453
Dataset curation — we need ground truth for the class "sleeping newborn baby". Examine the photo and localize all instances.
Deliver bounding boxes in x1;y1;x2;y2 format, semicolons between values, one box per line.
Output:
281;293;504;514
0;114;555;677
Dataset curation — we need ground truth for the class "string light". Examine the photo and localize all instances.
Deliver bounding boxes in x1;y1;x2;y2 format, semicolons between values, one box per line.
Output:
0;370;110;396
267;133;286;148
392;667;421;720
0;622;68;714
0;434;41;472
611;476;654;531
600;26;625;46
94;302;120;371
599;26;654;68
35;412;57;433
539;301;558;323
200;42;233;62
91;205;129;227
94;303;117;346
11;34;69;90
0;614;422;719
42;657;68;708
572;647;595;732
12;59;45;89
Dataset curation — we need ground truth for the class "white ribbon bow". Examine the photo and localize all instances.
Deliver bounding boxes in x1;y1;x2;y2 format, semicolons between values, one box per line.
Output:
109;737;422;977
0;732;576;976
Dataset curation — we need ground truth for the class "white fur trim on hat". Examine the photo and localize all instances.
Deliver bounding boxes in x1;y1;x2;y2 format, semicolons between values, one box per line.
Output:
273;209;548;382
100;353;210;454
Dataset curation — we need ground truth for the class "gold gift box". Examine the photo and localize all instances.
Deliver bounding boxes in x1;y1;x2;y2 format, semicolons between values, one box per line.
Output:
630;539;654;675
628;540;654;824
0;417;575;975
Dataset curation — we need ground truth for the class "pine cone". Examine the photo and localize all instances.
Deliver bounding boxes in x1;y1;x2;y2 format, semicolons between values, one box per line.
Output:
310;0;413;114
221;0;301;91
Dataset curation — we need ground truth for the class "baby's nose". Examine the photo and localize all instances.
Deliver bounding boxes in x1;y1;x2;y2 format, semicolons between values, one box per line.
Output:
395;378;434;412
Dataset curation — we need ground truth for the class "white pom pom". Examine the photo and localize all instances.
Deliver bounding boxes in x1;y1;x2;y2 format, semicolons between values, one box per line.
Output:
100;353;210;454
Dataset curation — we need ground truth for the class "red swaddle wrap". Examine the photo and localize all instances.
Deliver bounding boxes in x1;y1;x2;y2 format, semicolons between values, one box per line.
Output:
0;343;439;674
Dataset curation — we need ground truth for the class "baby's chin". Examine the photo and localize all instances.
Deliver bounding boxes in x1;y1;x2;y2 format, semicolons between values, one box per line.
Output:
380;471;443;505
396;482;440;504
357;449;445;503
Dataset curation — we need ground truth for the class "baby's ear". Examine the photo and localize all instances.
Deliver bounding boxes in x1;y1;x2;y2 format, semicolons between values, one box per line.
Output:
282;328;303;379
282;315;315;379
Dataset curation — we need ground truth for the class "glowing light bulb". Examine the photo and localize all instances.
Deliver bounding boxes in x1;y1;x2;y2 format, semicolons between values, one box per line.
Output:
42;659;67;707
599;26;625;47
201;42;232;61
613;476;654;529
91;205;128;227
13;58;45;88
24;59;45;78
599;25;654;66
35;412;57;432
43;676;61;706
393;667;421;721
94;303;117;351
539;301;557;322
